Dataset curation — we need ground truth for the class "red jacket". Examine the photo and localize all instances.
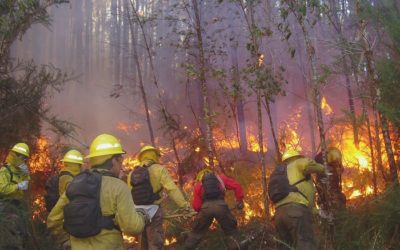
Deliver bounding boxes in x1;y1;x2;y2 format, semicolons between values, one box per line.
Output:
192;174;244;212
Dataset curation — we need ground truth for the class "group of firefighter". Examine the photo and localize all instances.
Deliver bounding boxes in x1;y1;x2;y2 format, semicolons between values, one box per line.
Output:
0;133;346;250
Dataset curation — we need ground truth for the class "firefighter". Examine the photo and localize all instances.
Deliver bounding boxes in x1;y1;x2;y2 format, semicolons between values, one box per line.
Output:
127;145;191;250
58;149;83;195
273;149;325;250
0;142;31;249
184;168;244;250
315;147;346;211
47;134;147;250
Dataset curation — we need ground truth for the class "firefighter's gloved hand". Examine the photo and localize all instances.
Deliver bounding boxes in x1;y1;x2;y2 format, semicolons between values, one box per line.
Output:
136;208;150;224
17;180;29;191
236;200;244;210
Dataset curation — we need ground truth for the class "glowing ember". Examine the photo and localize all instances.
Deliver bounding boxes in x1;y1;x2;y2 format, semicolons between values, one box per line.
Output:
123;234;138;244
195;147;200;153
164;237;177;246
258;54;265;66
321;96;333;115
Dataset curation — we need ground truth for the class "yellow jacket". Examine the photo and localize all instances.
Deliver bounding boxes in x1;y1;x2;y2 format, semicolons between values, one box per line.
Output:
275;157;325;209
0;164;30;201
58;163;81;196
47;172;145;249
128;160;189;208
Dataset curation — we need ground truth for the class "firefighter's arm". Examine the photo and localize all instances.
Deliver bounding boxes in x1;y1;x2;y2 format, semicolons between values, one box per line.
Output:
159;167;189;208
47;193;70;244
0;170;18;196
58;175;73;196
301;158;325;175
192;183;203;212
115;185;145;234
220;175;244;202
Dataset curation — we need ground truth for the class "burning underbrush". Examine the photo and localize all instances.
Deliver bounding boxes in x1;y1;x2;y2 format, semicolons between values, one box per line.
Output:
12;92;399;249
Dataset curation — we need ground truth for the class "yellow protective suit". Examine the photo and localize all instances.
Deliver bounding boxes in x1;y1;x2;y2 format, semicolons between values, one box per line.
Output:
275;157;325;208
128;152;189;208
47;171;145;249
0;152;30;200
58;163;81;196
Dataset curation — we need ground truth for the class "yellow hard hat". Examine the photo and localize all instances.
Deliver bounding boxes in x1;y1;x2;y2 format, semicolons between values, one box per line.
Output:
138;145;160;160
61;149;84;164
11;143;30;157
86;134;125;158
282;149;302;162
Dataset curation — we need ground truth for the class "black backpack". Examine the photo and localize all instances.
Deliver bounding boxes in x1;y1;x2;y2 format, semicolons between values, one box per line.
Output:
63;170;116;238
268;164;308;204
130;165;160;205
44;171;73;212
202;173;224;201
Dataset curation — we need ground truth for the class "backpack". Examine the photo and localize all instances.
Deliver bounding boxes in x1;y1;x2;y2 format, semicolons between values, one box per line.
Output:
63;170;116;238
44;171;73;212
130;164;160;205
202;173;224;201
267;164;308;204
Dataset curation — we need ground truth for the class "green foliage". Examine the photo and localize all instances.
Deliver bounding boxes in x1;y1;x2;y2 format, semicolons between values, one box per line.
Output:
362;0;400;126
376;59;400;126
335;186;400;249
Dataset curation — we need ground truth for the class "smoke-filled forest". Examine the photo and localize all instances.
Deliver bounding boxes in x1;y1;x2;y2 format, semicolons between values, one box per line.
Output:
0;0;399;249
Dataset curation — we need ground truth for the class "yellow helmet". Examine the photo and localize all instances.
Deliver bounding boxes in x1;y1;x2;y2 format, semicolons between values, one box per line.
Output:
138;145;160;160
61;149;84;164
282;149;302;162
11;143;30;157
86;134;125;158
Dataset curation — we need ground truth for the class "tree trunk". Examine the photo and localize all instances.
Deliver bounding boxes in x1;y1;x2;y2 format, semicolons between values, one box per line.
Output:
289;2;335;247
230;40;248;154
257;91;269;219
192;0;215;168
126;6;156;146
356;0;398;184
264;96;281;161
329;0;359;147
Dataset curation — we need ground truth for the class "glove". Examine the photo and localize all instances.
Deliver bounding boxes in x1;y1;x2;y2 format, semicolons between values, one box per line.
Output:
236;200;244;210
60;240;71;250
136;208;150;224
17;180;29;191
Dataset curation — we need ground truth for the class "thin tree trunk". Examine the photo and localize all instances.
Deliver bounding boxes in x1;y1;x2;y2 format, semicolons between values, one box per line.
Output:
257;91;269;219
192;0;215;168
264;96;281;161
356;0;398;184
329;0;359;147
287;2;335;247
126;6;156;146
230;40;248;154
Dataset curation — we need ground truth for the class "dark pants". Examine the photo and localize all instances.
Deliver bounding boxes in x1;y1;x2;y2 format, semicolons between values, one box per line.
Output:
184;200;238;250
275;203;317;250
140;207;164;250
